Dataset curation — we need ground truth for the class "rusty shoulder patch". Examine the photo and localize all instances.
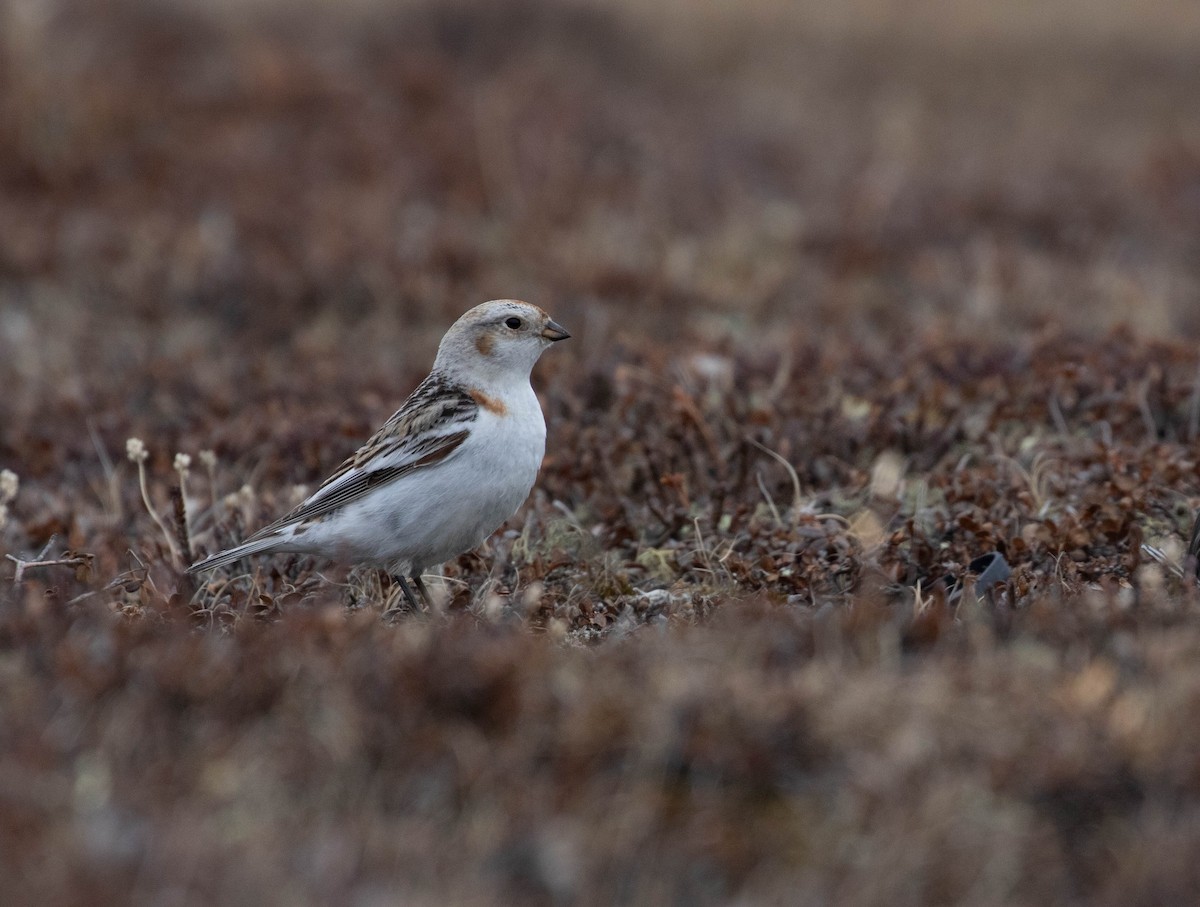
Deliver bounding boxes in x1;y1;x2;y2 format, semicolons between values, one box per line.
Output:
468;388;508;416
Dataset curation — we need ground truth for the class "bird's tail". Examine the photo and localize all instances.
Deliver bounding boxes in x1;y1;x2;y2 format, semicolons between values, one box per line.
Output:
187;534;284;574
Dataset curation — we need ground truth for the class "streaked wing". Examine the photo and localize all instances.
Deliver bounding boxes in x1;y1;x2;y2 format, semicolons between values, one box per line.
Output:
246;372;478;539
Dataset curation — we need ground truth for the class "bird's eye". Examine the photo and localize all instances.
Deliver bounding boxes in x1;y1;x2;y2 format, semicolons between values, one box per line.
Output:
504;317;523;330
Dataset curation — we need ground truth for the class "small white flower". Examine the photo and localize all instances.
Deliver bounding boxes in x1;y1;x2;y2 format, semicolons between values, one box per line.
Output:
198;450;217;469
126;438;148;463
187;300;570;609
223;484;255;509
174;453;192;474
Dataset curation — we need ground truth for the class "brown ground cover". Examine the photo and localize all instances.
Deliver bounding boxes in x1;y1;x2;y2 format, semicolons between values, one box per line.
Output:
3;1;1200;903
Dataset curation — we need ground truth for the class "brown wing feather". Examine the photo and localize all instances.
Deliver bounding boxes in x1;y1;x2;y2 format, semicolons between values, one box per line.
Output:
244;372;478;540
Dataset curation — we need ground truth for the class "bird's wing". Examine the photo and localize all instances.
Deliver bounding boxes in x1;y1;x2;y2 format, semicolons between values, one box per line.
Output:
245;372;478;540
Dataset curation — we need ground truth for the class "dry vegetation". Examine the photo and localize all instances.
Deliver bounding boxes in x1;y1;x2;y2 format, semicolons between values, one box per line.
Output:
3;0;1200;903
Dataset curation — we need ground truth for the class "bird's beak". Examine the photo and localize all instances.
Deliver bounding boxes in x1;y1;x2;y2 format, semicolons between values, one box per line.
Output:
541;319;571;342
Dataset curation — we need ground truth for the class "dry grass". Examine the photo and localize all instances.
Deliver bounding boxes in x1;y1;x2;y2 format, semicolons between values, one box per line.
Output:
3;0;1200;903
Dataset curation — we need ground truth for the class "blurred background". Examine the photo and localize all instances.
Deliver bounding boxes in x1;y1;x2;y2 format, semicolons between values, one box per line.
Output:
2;0;1198;378
5;0;1200;573
5;4;1200;904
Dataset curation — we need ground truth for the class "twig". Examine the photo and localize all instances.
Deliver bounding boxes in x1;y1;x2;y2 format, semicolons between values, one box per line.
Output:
745;436;803;524
127;440;181;566
7;552;93;584
171;485;193;564
34;535;57;561
687;517;734;586
199;450;219;515
755;469;783;527
141;467;179;564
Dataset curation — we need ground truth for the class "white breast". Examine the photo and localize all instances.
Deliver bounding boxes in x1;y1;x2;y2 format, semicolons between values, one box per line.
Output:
305;383;548;574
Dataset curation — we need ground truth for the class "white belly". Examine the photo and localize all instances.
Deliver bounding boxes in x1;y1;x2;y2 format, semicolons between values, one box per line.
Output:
302;398;546;573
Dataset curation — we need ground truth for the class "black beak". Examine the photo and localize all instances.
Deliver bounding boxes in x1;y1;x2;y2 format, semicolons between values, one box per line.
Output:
541;319;571;342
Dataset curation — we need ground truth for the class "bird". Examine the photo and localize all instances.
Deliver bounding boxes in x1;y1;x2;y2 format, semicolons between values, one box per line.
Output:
188;299;570;609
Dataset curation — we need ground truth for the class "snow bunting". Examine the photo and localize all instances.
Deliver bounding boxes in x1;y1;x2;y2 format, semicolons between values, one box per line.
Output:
188;300;570;607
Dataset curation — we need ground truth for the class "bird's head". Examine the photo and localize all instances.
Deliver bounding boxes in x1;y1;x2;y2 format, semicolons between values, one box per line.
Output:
435;299;570;386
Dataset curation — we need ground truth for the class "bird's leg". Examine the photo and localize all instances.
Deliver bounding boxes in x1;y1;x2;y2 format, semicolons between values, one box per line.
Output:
411;574;433;609
393;574;421;611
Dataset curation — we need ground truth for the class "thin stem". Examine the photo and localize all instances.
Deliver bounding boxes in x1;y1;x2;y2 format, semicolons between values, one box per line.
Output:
138;459;180;565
